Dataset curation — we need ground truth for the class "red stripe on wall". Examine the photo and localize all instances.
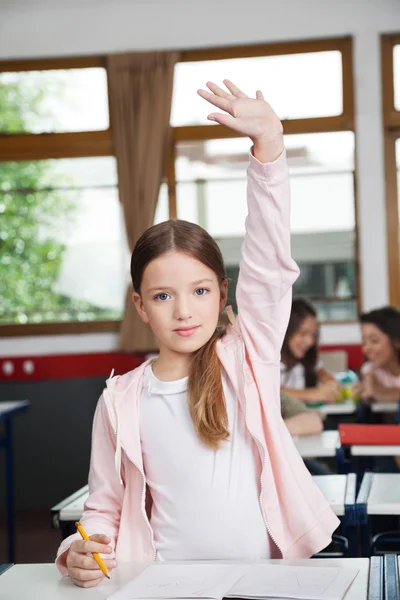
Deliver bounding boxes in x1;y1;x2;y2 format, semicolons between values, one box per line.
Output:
319;344;364;371
0;352;146;382
0;345;364;383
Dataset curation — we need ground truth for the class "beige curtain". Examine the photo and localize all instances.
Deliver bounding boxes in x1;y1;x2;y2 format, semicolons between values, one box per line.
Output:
107;51;178;352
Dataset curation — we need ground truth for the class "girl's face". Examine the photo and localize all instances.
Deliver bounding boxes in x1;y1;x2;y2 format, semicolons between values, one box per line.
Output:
288;316;318;360
361;323;397;369
133;250;227;357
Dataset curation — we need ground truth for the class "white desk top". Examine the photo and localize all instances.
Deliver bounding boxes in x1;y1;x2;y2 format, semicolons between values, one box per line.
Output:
0;559;370;600
0;400;29;417
318;400;357;415
371;402;398;413
351;444;400;456
366;473;400;515
60;491;89;521
294;430;339;458
312;474;348;516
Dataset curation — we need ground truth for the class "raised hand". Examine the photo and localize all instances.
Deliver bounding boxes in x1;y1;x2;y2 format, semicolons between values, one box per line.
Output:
197;80;284;163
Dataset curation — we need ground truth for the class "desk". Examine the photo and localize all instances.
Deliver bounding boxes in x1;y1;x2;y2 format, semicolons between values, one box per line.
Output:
357;473;400;556
313;474;356;517
350;445;400;457
53;476;354;520
318;400;357;416
52;474;358;556
294;430;340;458
0;400;30;564
357;473;400;516
0;559;371;599
313;473;358;557
51;485;89;538
371;402;399;414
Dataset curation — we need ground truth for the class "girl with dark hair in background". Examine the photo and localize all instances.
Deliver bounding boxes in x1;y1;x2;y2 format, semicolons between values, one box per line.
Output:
280;298;340;404
354;306;400;403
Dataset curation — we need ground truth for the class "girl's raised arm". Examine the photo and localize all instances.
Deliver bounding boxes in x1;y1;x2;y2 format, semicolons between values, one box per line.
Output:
198;81;299;363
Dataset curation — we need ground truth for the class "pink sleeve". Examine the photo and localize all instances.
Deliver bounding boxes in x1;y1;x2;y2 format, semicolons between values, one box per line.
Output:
55;393;124;575
235;150;300;364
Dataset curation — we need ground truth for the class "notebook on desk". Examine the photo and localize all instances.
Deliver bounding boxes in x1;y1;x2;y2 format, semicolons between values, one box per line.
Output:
107;561;359;600
339;423;400;445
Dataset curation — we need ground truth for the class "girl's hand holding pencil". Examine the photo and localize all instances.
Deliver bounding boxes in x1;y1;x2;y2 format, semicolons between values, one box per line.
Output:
65;522;118;588
197;79;284;163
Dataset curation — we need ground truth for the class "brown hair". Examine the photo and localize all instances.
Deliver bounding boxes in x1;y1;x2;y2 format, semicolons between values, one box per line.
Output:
281;297;319;388
359;306;400;364
131;219;229;449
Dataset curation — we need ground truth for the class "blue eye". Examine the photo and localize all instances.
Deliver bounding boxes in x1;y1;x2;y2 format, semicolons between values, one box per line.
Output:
155;293;170;301
195;288;207;296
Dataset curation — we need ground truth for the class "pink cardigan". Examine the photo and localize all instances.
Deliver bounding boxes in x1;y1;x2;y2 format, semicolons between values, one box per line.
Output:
56;151;339;574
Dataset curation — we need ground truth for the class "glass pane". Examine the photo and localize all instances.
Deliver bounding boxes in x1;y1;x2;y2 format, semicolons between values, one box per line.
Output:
0;157;126;325
154;183;169;224
0;68;109;133
394;45;400;111
172;51;343;126
175;131;356;321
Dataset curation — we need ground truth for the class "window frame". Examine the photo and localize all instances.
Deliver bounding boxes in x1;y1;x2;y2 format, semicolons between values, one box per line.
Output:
382;34;400;307
0;37;357;336
168;37;359;324
0;55;118;336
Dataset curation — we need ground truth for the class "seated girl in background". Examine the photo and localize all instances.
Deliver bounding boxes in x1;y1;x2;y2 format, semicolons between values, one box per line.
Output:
280;298;340;404
355;306;400;403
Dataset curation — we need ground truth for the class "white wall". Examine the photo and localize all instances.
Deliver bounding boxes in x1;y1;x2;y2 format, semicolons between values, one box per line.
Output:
1;0;400;354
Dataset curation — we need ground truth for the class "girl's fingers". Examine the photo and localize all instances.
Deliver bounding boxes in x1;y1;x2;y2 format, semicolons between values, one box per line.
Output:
256;90;265;100
73;540;112;554
197;89;232;113
71;574;105;588
69;553;117;570
70;567;106;582
223;79;248;98
207;113;235;126
206;81;236;100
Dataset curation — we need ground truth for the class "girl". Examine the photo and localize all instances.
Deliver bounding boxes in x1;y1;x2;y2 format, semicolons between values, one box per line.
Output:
56;81;339;588
355;306;400;402
280;298;340;403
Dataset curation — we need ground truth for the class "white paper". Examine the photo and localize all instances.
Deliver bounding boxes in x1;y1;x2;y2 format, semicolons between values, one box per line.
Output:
228;563;359;600
107;563;251;600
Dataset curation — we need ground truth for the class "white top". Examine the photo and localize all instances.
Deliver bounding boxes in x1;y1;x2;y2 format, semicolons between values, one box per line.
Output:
361;362;400;388
280;359;323;389
139;365;271;561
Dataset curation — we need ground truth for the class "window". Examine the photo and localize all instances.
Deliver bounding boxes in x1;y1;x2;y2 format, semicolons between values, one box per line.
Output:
0;40;355;334
172;131;356;319
0;68;109;134
172;50;343;126
168;38;356;322
0;57;119;335
382;35;400;307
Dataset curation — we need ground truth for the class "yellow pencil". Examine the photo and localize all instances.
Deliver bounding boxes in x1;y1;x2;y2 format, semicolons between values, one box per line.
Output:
75;521;110;579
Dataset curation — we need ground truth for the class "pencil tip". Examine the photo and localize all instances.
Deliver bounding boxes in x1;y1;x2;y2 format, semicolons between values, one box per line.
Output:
106;574;111;579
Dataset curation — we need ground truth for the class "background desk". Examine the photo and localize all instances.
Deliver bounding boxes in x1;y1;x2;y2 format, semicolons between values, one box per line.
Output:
313;473;358;556
0;559;371;600
294;430;340;458
51;474;358;556
0;400;30;563
357;473;400;556
319;400;357;416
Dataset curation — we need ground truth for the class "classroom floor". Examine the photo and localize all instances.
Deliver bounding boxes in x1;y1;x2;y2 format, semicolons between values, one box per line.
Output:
0;509;61;564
